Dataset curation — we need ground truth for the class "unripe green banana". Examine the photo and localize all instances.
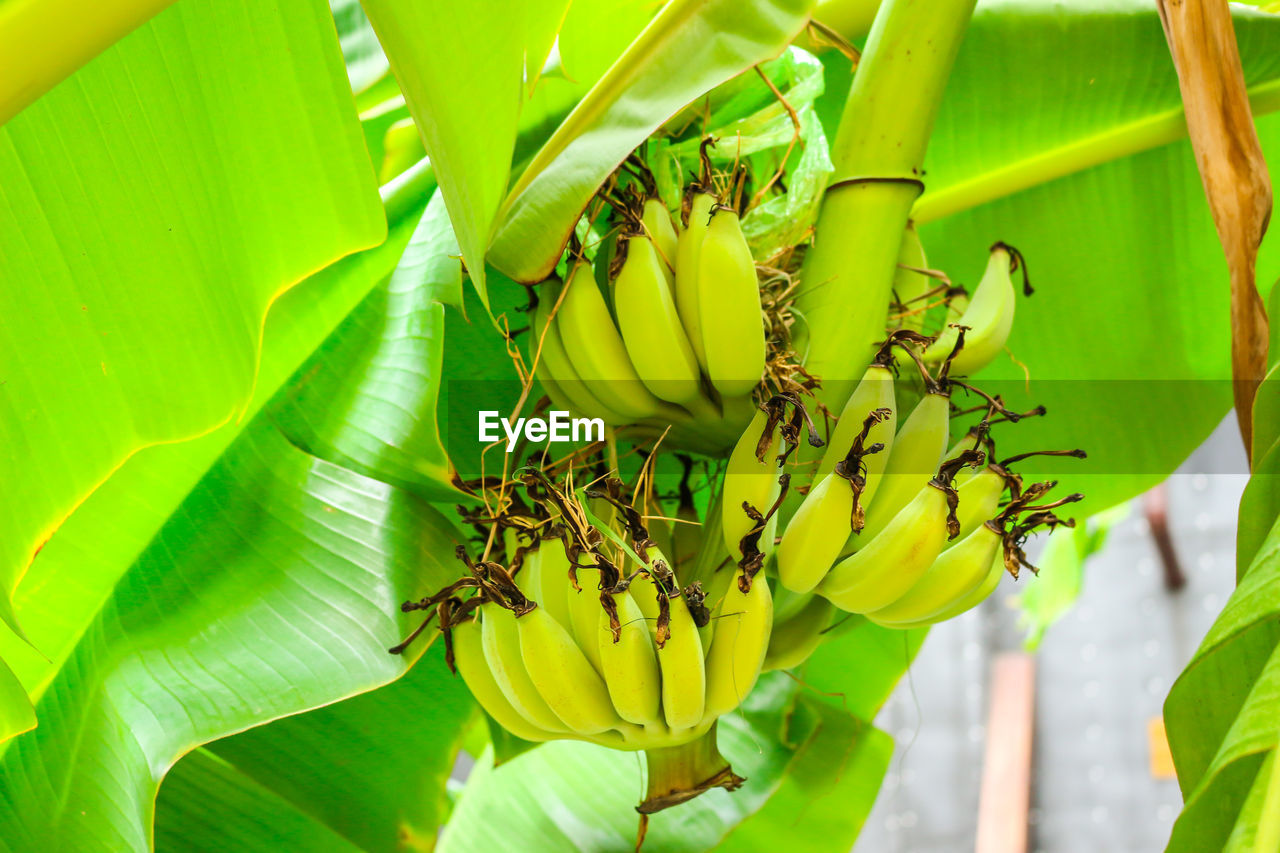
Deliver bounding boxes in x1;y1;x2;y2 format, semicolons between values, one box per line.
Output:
721;407;782;560
703;571;773;721
675;191;716;369
819;475;958;613
452;618;556;743
763;594;833;672
870;550;1004;629
923;244;1017;376
856;390;950;542
518;606;623;734
525;538;575;637
632;571;707;730
779;364;897;593
696;207;766;398
893;222;931;333
532;283;632;425
613;232;704;406
814;363;899;484
949;466;1007;544
598;589;663;727
642;197;679;290
865;520;1005;626
481;605;569;733
566;572;608;678
556;259;666;421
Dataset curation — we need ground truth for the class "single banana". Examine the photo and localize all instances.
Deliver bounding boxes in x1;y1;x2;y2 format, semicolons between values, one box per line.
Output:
518;605;623;734
763;593;834;672
642;197;679;290
598;589;663;727
556;259;666;421
696;207;766;398
865;520;1006;626
670;481;702;579
923;244;1017;376
870;549;1005;629
565;563;608;677
949;465;1008;544
814;361;899;483
613;232;704;405
532;282;632;425
675;191;716;369
703;571;773;721
856;389;951;542
779;362;897;593
525;538;575;634
818;455;973;613
481;605;570;733
893;222;931;333
721;406;782;560
632;570;707;730
452;618;556;743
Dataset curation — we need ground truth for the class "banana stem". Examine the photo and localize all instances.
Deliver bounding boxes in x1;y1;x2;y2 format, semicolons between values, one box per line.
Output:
797;0;978;410
638;723;743;814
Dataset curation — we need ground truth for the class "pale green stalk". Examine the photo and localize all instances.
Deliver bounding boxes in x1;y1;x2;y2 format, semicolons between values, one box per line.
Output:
796;0;978;410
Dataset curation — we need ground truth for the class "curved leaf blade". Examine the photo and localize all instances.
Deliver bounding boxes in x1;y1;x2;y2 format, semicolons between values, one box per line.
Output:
488;0;817;281
358;0;574;305
270;189;464;500
157;643;476;852
1165;513;1280;850
0;420;461;851
0;0;385;637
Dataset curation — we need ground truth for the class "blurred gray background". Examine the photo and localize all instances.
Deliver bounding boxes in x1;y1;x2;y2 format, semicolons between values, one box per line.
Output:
856;414;1250;852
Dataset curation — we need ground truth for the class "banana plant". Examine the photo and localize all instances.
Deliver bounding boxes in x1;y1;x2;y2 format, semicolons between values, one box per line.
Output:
1;0;1279;850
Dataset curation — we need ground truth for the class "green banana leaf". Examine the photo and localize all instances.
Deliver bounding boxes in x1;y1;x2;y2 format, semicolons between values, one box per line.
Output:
331;0;390;99
0;0;179;125
436;673;888;852
357;0;572;304
156;643;476;852
1164;513;1280;851
0;0;384;654
154;749;365;853
878;1;1280;513
269;189;463;500
713;697;892;852
0;659;34;744
487;0;818;281
0;413;462;850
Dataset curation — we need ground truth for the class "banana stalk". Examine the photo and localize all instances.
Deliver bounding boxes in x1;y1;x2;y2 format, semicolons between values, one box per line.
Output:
796;0;979;410
639;723;743;814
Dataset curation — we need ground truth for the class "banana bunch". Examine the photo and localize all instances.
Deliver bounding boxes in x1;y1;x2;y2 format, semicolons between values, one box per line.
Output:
529;171;769;454
426;480;772;751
